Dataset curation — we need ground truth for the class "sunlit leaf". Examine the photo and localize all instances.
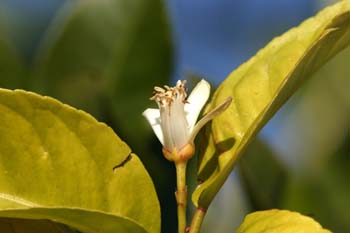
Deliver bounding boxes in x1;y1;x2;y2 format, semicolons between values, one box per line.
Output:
236;209;330;233
0;89;160;233
193;0;350;208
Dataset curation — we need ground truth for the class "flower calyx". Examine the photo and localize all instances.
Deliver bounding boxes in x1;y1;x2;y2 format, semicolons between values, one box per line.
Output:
162;143;195;163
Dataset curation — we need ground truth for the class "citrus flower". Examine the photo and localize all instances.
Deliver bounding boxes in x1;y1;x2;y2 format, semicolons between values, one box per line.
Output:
143;79;231;161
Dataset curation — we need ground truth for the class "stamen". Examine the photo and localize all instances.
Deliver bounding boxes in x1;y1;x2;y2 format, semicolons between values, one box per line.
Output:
154;86;165;92
150;80;188;106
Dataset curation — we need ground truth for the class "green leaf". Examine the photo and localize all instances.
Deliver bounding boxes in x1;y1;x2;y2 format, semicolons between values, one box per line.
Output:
236;209;331;233
0;89;160;233
193;0;350;208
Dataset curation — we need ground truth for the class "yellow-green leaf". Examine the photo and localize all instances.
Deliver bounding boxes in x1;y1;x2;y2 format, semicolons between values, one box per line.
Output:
193;0;350;208
0;89;160;233
237;209;331;233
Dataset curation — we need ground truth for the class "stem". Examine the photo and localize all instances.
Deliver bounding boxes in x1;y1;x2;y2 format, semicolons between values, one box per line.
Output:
189;208;206;233
175;161;187;233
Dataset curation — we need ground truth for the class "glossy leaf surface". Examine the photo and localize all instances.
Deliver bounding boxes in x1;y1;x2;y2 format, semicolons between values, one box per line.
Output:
236;209;330;233
193;0;350;208
0;89;160;233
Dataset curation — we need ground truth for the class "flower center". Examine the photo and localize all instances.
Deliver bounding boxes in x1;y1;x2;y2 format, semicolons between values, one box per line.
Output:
151;80;188;106
151;80;190;150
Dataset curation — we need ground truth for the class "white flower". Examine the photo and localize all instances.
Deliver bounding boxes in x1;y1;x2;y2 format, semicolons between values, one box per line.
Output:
143;79;231;160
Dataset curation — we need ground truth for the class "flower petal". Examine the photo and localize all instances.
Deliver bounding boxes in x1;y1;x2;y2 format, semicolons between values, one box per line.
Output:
142;108;164;145
168;96;190;149
184;79;211;131
188;97;232;143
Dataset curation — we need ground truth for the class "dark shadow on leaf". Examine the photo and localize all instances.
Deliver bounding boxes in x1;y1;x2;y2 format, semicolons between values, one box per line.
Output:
0;217;79;233
216;137;235;154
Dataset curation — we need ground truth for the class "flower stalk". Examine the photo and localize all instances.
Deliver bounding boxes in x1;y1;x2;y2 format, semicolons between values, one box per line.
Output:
175;161;187;233
189;208;206;233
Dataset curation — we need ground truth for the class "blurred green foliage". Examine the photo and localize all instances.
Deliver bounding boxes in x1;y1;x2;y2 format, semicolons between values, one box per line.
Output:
0;16;25;89
238;138;289;210
0;0;176;232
